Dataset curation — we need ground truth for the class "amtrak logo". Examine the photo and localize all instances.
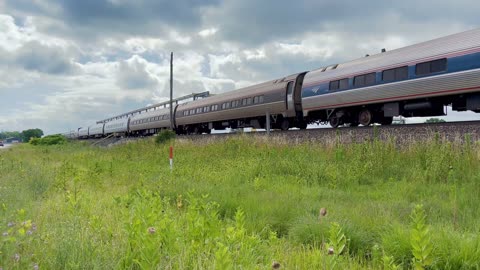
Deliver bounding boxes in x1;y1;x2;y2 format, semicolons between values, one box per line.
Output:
311;87;320;94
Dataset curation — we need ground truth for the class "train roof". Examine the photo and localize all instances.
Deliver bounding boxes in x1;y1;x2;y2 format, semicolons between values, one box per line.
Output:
129;107;171;121
178;73;302;110
304;28;480;85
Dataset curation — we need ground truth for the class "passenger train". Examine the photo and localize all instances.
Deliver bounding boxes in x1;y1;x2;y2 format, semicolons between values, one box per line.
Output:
64;28;480;138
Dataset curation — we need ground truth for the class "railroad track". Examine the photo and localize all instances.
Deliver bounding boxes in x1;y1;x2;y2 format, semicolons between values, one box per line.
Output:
180;120;480;144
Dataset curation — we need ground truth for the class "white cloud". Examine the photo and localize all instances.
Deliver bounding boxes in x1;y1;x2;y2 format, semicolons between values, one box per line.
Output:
116;55;159;90
198;27;218;37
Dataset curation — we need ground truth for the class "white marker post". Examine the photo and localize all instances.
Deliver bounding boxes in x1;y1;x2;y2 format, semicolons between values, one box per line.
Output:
169;146;173;171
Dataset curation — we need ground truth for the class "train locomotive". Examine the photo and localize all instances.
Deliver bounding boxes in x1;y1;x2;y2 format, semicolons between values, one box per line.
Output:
65;28;480;138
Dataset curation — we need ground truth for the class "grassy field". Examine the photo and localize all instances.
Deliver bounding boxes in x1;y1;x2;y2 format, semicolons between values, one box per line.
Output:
1;135;480;269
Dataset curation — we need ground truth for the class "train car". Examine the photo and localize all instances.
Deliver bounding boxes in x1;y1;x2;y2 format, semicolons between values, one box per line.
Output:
103;118;130;137
78;127;89;139
62;130;78;139
129;108;172;136
301;28;480;127
88;123;105;138
174;73;307;134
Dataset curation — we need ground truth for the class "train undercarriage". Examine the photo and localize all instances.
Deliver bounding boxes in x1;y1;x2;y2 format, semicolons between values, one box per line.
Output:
309;93;480;128
176;114;307;135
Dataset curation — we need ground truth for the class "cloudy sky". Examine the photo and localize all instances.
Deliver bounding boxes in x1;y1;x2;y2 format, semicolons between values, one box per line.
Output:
1;0;480;134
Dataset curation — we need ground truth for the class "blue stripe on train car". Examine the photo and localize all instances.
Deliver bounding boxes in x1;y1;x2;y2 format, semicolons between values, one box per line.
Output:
301;51;480;99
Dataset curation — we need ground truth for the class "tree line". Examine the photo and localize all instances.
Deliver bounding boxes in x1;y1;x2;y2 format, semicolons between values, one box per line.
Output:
0;129;44;142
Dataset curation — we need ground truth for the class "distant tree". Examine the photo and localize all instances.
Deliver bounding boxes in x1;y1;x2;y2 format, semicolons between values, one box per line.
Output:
21;128;44;142
0;131;21;140
425;118;446;123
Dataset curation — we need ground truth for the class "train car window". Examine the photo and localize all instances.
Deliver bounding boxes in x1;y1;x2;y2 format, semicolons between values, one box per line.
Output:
339;78;349;90
431;58;447;73
365;73;376;85
382;69;395;82
287;82;294;94
259;95;264;103
396;66;408;80
329;80;339;91
190;109;195;115
416;62;430;75
354;75;365;87
242;98;247;106
417;58;447;75
254;96;259;104
247;97;253;105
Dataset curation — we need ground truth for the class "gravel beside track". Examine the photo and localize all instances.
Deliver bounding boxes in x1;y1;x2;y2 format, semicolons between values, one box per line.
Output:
180;121;480;145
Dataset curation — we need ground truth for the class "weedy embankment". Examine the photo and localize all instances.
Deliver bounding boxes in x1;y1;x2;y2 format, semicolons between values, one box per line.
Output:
1;136;479;269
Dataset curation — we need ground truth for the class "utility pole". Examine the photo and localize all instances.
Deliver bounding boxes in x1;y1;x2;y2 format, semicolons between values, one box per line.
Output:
170;52;174;130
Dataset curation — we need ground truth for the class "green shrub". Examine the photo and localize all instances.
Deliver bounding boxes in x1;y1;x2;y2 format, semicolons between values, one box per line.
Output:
155;129;176;144
29;134;67;145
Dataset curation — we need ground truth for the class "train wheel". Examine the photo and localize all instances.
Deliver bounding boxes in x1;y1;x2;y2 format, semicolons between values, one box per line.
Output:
380;116;393;125
358;109;373;126
280;119;290;131
329;117;341;128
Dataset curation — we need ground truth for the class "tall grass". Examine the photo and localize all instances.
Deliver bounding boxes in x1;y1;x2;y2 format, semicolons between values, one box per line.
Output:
1;136;480;269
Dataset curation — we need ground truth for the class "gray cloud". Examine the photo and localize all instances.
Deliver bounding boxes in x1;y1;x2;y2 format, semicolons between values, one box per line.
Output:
13;41;78;74
5;0;221;41
116;55;159;89
205;0;479;47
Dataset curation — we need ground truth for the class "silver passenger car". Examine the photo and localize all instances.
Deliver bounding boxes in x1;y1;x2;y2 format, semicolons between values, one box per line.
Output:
175;73;306;133
103;118;129;137
129;108;172;135
301;28;480;127
78;128;89;139
88;123;105;138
